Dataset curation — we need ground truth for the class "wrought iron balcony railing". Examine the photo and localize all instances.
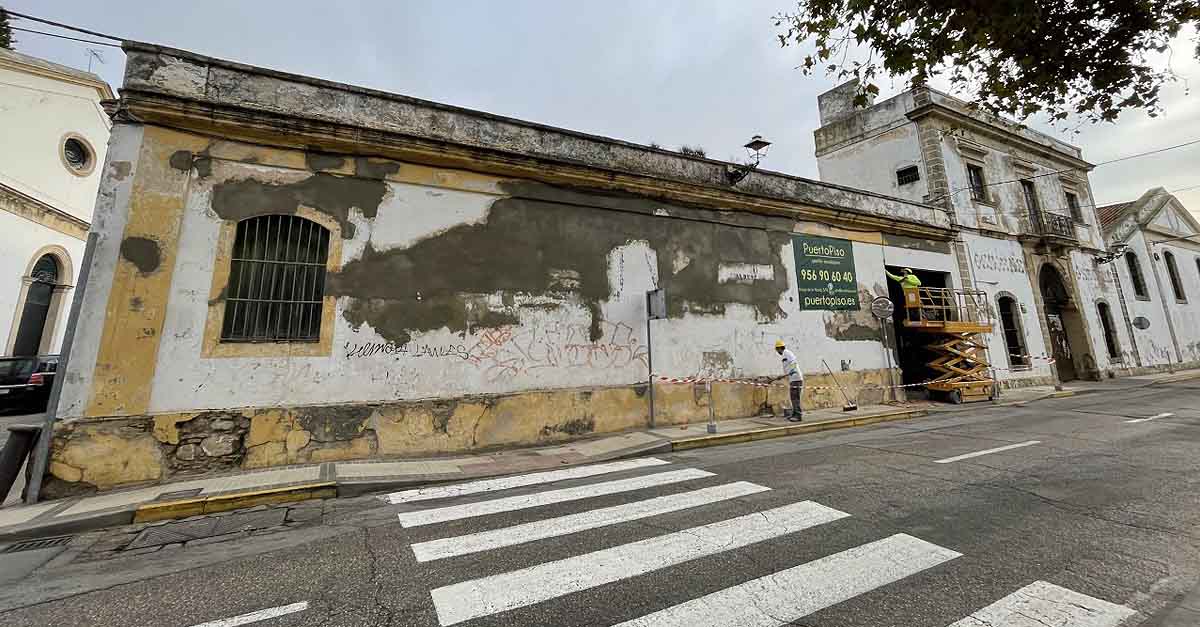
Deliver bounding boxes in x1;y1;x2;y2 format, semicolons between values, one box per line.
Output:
1029;210;1076;240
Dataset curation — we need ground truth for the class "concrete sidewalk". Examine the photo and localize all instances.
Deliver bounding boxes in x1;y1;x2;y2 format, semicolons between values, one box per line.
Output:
1;367;1196;541
0;403;922;540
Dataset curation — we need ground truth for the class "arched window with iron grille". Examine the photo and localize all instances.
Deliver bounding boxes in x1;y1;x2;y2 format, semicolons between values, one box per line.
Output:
221;215;330;342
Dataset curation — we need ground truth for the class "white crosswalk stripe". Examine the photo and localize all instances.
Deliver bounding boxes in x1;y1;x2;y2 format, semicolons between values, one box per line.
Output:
397;467;714;527
411;481;771;562
429;500;850;626
946;580;1136;627
393;460;1134;627
611;534;961;627
383;457;671;504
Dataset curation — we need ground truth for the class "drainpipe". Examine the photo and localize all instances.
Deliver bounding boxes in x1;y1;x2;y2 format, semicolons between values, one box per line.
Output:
1143;238;1183;368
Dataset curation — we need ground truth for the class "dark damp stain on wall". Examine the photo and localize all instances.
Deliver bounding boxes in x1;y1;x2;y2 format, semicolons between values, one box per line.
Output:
119;236;162;274
329;181;791;344
209;158;399;239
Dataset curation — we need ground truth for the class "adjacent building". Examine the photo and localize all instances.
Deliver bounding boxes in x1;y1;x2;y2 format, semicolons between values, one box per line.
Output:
1099;188;1200;369
814;81;1141;387
0;48;112;357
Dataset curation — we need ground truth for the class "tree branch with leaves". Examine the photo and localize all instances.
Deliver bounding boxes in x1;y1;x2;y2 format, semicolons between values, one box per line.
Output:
776;0;1200;123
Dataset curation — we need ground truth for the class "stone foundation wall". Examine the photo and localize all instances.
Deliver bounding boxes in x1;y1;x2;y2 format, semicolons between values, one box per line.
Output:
45;367;898;497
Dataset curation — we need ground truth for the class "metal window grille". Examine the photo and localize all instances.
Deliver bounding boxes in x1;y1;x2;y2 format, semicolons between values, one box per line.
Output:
221;215;330;342
967;165;987;201
997;297;1028;368
896;165;920;186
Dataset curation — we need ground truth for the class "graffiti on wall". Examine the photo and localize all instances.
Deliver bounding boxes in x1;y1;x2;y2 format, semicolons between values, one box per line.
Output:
344;341;470;360
464;320;648;382
972;251;1026;274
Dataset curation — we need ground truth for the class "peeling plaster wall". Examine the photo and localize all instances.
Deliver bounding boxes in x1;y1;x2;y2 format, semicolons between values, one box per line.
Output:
1068;249;1135;372
57;124;146;418
146;153;928;414
960;233;1053;383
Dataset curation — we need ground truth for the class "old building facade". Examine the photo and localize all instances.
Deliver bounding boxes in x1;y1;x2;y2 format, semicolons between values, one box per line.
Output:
48;43;973;494
815;81;1135;387
1099;188;1200;370
0;49;112;357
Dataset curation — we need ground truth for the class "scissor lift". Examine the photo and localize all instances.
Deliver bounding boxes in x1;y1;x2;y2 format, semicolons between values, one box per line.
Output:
901;286;996;404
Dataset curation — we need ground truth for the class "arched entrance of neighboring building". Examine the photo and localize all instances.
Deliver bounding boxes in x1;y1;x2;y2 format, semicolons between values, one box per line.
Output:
12;254;61;356
1039;264;1080;381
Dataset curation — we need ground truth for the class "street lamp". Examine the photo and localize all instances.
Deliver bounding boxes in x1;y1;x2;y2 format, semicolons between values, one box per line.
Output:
726;135;772;185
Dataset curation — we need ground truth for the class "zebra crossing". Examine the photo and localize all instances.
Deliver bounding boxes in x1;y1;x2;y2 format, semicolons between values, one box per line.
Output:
385;457;1138;627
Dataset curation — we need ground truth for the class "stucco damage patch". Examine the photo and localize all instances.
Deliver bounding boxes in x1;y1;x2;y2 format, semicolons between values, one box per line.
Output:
332;181;792;343
209;158;400;238
120;236;162;274
824;285;888;342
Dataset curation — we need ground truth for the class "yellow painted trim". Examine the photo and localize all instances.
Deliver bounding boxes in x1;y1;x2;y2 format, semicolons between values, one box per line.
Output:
793;222;884;245
202;141;506;196
85;127;210;417
200;206;342;358
132;482;336;523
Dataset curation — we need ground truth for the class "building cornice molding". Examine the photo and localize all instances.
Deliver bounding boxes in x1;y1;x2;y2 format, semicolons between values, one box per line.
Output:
0;182;90;240
908;103;1093;172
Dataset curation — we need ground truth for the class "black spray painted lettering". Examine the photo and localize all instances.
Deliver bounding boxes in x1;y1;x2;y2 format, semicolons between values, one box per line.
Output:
344;341;470;360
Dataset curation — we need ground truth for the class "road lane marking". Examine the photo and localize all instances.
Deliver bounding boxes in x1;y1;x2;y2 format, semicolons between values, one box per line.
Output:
934;440;1041;464
383;457;671;504
611;534;960;627
398;468;714;527
945;580;1136;626
412;481;771;561
1125;412;1174;423
429;500;850;625
189;602;309;627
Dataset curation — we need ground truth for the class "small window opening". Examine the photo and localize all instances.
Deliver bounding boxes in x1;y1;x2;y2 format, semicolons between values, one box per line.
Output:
967;164;988;201
896;166;920;186
221;215;331;342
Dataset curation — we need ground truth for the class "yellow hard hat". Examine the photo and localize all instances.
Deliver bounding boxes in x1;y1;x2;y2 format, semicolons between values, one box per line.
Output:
775;340;786;348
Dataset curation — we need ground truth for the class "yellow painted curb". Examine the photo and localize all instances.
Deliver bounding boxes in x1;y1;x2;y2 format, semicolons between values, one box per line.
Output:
133;482;336;523
670;410;926;452
1049;390;1076;399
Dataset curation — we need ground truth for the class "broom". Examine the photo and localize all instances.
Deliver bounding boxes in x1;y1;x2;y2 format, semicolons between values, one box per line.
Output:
822;359;859;412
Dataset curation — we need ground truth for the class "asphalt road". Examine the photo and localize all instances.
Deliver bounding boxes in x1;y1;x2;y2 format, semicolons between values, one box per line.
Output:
1;380;1198;626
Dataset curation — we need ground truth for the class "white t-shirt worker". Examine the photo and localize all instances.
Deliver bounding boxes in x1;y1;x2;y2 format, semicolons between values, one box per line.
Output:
774;340;803;421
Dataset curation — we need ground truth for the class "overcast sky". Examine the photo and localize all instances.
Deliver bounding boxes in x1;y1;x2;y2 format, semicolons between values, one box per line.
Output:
11;1;1200;220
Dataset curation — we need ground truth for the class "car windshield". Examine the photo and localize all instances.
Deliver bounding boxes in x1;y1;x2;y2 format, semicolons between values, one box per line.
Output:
0;358;37;379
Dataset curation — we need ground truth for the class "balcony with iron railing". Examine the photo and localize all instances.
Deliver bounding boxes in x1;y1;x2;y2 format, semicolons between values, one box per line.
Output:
1029;210;1076;241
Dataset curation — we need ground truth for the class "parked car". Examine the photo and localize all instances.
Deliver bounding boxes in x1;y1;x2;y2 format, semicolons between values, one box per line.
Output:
0;355;58;413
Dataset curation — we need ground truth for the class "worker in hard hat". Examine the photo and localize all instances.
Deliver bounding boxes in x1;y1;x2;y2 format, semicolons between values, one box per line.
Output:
886;267;921;288
773;340;804;421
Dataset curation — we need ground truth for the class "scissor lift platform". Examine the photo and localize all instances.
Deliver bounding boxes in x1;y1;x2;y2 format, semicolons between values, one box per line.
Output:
901;286;996;403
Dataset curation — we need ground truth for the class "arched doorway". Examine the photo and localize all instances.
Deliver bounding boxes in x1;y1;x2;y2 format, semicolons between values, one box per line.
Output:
12;255;60;356
1039;264;1080;381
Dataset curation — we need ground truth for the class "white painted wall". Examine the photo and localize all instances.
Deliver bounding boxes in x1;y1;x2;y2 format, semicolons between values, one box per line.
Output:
0;62;111;223
1113;230;1179;366
960;233;1053;384
0;217;84;354
815;124;927;205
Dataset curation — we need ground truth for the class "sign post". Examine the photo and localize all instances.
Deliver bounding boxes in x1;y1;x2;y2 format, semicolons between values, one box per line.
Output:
793;235;859;311
870;295;896;402
646;289;666;427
